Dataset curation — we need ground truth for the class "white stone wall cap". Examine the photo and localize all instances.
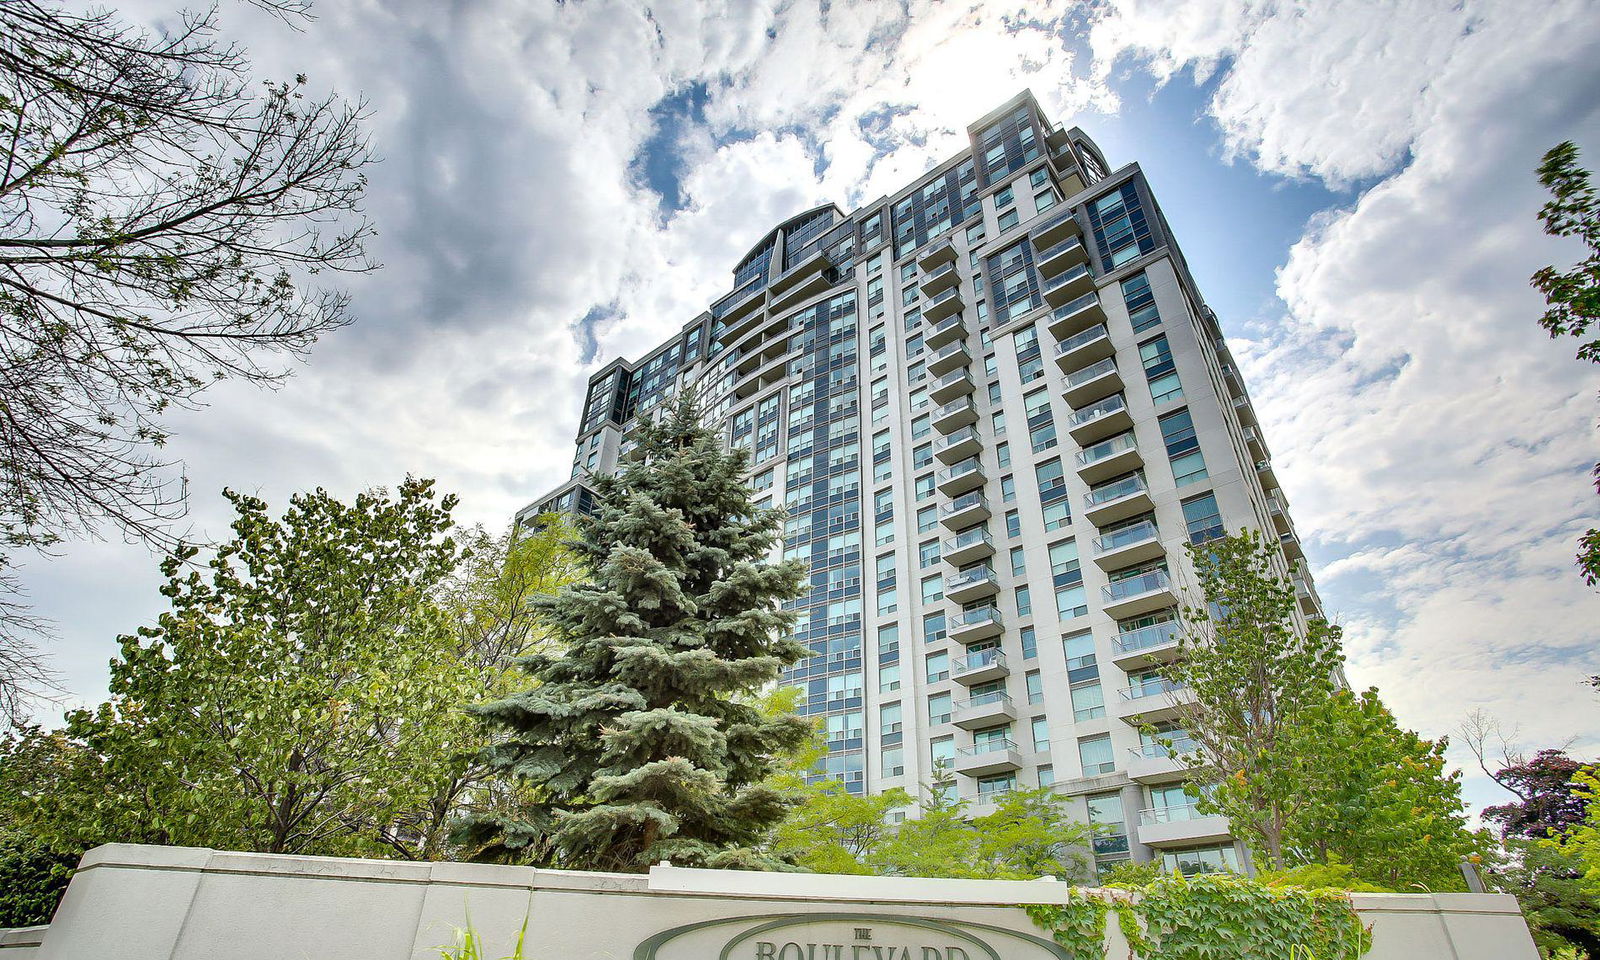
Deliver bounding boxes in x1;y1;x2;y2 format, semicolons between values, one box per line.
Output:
1350;892;1526;914
77;843;212;870
647;863;1079;904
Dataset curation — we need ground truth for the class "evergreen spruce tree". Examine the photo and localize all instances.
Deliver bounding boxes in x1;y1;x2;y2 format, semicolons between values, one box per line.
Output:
460;395;811;872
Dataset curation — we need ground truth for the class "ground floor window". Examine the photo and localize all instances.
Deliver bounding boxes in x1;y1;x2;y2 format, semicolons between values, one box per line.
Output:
1160;843;1240;877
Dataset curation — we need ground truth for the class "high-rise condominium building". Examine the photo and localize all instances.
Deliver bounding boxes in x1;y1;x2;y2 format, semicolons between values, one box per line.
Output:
520;91;1322;878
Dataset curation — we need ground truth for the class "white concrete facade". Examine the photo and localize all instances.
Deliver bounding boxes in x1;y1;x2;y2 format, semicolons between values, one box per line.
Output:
4;845;1540;960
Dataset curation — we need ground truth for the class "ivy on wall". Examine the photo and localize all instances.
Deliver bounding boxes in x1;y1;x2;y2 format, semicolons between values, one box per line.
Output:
1026;873;1372;960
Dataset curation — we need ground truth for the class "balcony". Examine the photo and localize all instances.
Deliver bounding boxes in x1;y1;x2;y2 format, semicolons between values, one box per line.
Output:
1126;741;1196;784
1054;323;1115;372
1076;432;1142;485
1293;569;1323;616
1101;569;1177;619
1041;262;1096;308
924;312;967;350
952;689;1016;729
1244;425;1268;461
936;456;986;498
1255;458;1278;490
929;366;976;405
1114;678;1191;724
927;339;971;377
1068;393;1134;445
1110;620;1181;669
1221;362;1244;398
954;738;1023;777
1280;530;1305;561
919;237;958;271
1138;803;1232;847
945;564;1000;605
934;425;982;464
1046;291;1106;340
950;646;1008;685
1084;473;1154;526
924;285;964;323
932;397;978;434
1266;493;1292;534
1063;356;1124;408
1034;235;1089;278
711;282;767;341
940;491;990;530
1093;519;1164;570
767;255;835;312
921;260;960;296
1233;394;1258;427
942;526;996;566
1029;207;1082;248
947;606;1004;645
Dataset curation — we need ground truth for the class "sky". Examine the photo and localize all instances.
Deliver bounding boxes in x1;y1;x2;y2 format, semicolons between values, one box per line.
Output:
14;0;1600;815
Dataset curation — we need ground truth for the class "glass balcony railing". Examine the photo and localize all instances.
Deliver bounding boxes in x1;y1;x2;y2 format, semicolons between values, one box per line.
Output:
952;647;1005;673
959;737;1018;757
943;527;994;553
1041;262;1091;294
928;313;965;338
1121;677;1186;701
1114;620;1180;654
1069;393;1127;427
949;606;1004;633
927;285;962;309
936;426;980;451
931;340;968;363
1056;324;1109;358
1066;356;1117;387
1076;431;1137;467
923;261;958;285
960;688;1011;709
938;397;974;418
1052;291;1100;321
1095;519;1159;553
934;368;972;390
946;565;998;594
1140;801;1214;825
938;458;983;485
1086;473;1148;507
1133;739;1198;761
1035;235;1085;263
1103;569;1172;604
941;492;988;517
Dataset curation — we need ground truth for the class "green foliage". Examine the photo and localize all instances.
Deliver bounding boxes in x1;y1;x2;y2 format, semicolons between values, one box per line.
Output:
0;480;580;864
1167;529;1344;869
0;829;75;927
1531;141;1600;587
1029;873;1372;960
1257;860;1393;894
462;395;811;872
1533;141;1600;364
1281;689;1492;891
773;764;1093;881
1497;837;1600;958
433;915;530;960
1100;858;1170;889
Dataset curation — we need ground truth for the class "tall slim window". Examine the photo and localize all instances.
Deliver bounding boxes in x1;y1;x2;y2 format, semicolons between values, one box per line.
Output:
1050;541;1086;619
1182;493;1224;545
1140;335;1183;405
1025;387;1056;452
1121;272;1161;333
1159;408;1208;487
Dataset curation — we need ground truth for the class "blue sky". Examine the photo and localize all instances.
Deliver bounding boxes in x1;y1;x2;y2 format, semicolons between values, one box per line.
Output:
17;0;1600;817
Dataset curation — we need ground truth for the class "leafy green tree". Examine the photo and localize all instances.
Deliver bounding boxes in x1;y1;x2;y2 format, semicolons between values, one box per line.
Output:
460;396;812;872
1281;689;1490;891
1498;837;1600;959
1164;529;1344;870
0;828;75;926
2;480;473;858
769;783;911;874
1531;141;1600;587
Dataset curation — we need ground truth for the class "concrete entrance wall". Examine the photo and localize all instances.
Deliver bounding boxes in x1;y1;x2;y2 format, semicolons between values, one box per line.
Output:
2;844;1539;960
